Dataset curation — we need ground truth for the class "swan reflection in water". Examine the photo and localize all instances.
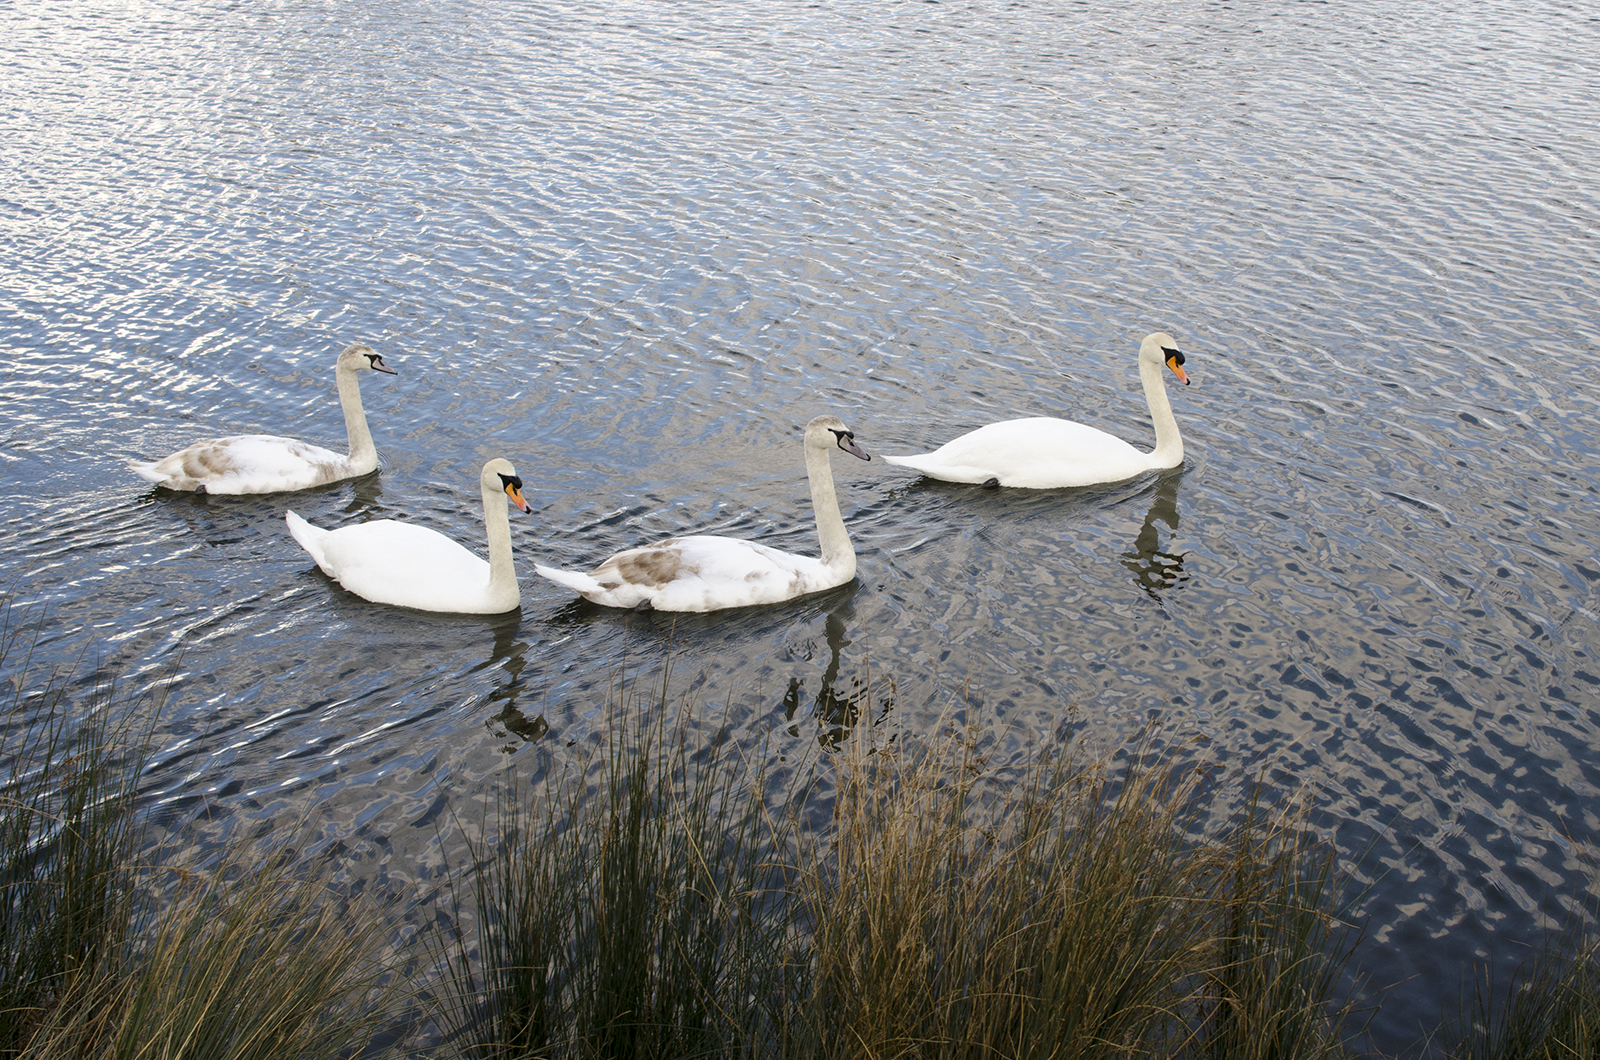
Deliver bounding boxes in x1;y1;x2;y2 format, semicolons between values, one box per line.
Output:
783;600;892;748
1121;471;1188;602
481;615;549;750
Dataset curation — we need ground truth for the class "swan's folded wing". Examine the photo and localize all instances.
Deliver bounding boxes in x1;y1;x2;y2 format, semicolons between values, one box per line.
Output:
537;535;836;613
887;418;1149;489
133;434;349;493
314;521;491;608
637;536;832;612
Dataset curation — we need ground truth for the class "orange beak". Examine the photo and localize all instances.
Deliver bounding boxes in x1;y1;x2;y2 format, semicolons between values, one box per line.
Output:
1167;355;1190;385
505;484;531;513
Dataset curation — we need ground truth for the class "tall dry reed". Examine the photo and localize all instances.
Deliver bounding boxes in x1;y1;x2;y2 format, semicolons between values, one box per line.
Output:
1445;916;1600;1060
1;599;405;1060
784;728;1359;1060
1;614;144;1055
440;674;793;1059
443;669;1362;1060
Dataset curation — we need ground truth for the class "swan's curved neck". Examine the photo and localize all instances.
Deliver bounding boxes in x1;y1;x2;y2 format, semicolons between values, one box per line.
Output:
1139;356;1183;467
481;481;519;608
335;366;377;471
807;443;855;577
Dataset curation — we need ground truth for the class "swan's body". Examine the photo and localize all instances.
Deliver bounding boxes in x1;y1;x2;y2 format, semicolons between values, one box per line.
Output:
286;458;531;614
883;332;1191;489
535;416;871;612
127;343;397;494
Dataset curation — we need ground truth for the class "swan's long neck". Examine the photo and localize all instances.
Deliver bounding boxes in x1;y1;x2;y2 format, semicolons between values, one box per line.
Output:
481;481;520;609
335;367;377;472
807;443;855;577
1140;355;1184;468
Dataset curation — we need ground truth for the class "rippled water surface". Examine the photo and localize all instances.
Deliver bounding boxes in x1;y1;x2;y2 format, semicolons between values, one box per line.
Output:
4;0;1600;1051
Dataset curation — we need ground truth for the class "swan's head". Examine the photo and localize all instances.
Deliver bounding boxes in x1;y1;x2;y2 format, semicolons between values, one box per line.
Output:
481;458;532;514
1140;332;1188;386
337;342;398;376
806;414;871;462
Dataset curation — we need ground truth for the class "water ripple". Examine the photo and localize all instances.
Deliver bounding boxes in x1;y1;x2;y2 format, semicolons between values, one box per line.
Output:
4;0;1600;1052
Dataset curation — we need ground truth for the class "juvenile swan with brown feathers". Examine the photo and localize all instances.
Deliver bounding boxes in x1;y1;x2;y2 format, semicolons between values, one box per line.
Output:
127;342;397;494
534;415;871;612
883;332;1192;489
286;459;531;614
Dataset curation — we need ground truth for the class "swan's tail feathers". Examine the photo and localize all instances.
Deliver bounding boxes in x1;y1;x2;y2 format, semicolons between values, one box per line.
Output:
126;459;164;485
881;454;995;485
533;564;606;596
285;510;331;567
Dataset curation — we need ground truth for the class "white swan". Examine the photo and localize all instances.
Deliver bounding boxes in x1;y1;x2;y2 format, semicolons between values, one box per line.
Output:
286;458;531;614
534;415;871;612
882;332;1191;489
127;342;397;494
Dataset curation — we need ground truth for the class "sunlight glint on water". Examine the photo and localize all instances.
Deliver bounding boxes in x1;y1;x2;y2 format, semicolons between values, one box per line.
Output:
3;1;1599;1052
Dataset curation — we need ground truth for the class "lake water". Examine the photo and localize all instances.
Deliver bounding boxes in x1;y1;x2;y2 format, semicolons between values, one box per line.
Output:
4;0;1599;1052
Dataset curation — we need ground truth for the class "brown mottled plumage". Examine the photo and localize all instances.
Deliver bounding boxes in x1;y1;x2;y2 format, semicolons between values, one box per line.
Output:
127;343;396;494
534;415;871;612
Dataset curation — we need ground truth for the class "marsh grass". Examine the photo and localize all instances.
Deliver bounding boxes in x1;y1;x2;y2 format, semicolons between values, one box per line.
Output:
440;667;793;1058
10;605;1597;1060
444;672;1364;1060
0;602;402;1060
787;730;1360;1060
17;840;399;1060
789;732;1220;1058
1445;920;1600;1060
1197;787;1357;1060
1;618;144;1055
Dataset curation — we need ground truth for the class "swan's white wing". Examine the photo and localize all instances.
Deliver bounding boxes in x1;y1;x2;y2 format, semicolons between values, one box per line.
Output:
540;534;838;613
886;417;1152;489
652;535;836;611
297;518;493;612
131;434;353;494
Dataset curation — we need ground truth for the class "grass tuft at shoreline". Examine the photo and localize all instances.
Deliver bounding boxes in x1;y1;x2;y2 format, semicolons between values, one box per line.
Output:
3;609;1597;1059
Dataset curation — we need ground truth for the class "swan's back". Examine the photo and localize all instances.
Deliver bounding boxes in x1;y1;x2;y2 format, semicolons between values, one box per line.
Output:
288;512;496;612
537;534;836;613
886;418;1154;489
130;434;354;494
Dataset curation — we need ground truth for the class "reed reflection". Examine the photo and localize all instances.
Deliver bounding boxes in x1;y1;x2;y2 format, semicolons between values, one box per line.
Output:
1120;472;1187;602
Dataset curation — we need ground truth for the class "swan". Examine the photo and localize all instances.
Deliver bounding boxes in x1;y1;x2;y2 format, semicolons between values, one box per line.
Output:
882;332;1191;489
285;458;531;614
127;342;397;494
534;415;871;612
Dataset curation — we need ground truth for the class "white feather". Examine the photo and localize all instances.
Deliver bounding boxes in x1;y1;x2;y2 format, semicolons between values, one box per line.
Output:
128;342;396;494
287;458;531;614
883;332;1191;489
535;415;870;613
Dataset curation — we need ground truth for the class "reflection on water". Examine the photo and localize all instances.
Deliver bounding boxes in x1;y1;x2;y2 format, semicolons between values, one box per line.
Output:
782;596;892;749
479;617;550;750
1120;472;1187;603
4;0;1600;1053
